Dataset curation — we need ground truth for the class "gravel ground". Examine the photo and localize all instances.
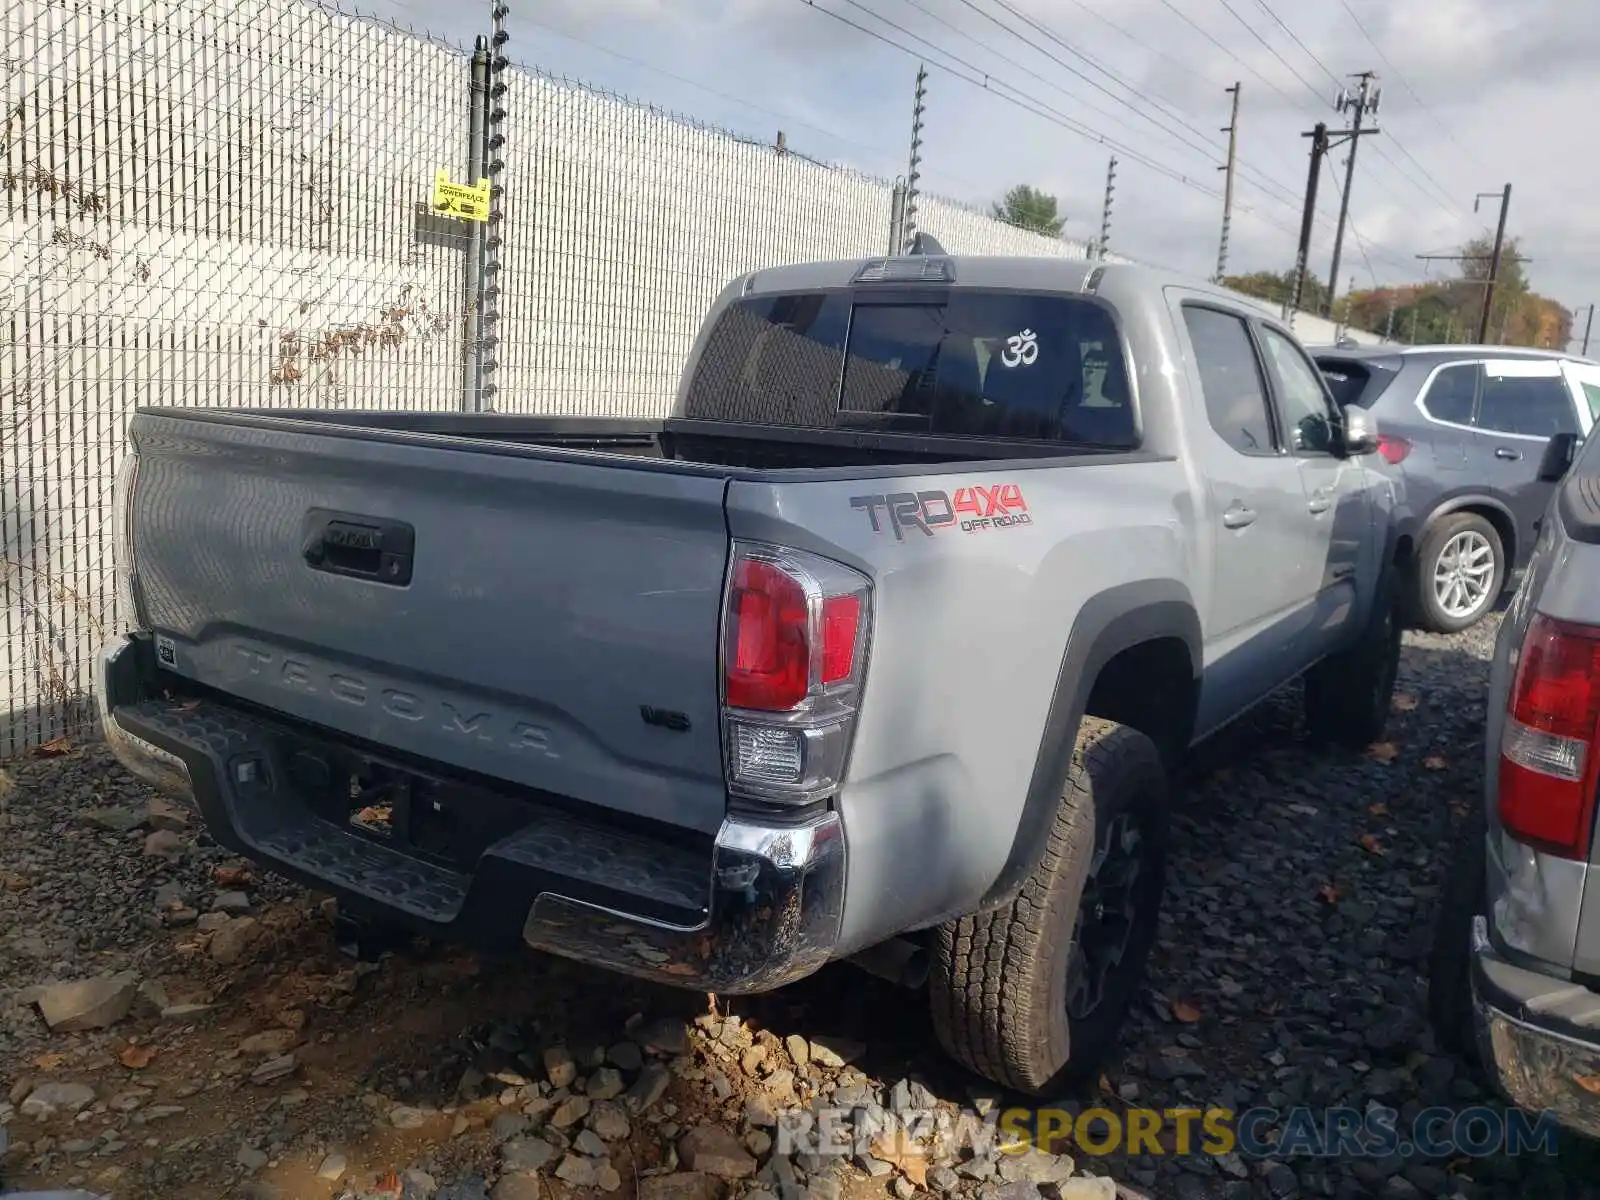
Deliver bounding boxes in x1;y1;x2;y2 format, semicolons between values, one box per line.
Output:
3;614;1600;1200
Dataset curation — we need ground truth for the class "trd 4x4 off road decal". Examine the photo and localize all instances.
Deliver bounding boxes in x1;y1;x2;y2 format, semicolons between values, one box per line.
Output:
850;484;1031;541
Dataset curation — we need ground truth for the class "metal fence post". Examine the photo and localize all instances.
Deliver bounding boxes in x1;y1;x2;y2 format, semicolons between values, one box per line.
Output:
461;36;490;412
889;179;907;256
480;4;511;413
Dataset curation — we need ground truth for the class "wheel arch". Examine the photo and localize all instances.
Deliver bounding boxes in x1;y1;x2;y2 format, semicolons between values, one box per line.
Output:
975;579;1200;912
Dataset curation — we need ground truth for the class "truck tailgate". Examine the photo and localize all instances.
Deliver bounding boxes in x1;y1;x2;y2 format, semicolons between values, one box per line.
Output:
127;413;732;834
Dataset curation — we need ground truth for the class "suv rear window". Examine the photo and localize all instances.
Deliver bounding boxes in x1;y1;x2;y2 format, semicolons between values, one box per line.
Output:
1313;355;1401;409
684;289;1135;448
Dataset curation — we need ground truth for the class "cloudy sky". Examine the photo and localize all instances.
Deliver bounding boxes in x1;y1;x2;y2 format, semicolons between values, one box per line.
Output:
374;0;1598;344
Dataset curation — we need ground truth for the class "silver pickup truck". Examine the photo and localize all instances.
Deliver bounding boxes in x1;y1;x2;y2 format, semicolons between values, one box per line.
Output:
100;254;1400;1095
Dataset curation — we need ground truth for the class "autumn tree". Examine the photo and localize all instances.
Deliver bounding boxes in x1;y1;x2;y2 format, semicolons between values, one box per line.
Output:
991;185;1065;237
1221;269;1330;314
1342;234;1572;348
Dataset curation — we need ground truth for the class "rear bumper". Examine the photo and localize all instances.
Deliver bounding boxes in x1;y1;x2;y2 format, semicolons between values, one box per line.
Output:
1471;914;1600;1139
96;634;845;993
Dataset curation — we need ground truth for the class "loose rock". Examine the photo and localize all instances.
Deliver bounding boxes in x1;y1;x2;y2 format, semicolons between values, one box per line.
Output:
21;1082;97;1119
502;1136;558;1173
679;1124;758;1179
35;972;139;1032
208;915;260;965
639;1173;725;1200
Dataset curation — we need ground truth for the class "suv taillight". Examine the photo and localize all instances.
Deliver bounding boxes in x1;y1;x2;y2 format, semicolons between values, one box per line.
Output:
1376;434;1411;465
720;542;872;806
1498;614;1600;858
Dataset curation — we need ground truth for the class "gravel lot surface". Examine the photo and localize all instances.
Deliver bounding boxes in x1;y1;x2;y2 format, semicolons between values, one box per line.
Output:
4;614;1600;1200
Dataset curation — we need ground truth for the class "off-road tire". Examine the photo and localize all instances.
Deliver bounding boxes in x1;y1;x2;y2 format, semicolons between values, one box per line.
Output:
929;717;1169;1096
1304;570;1403;748
1413;512;1504;634
1428;809;1488;1071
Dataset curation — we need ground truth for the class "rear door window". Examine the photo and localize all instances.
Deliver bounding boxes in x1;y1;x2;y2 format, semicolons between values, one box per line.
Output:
1477;368;1578;438
685;289;1136;449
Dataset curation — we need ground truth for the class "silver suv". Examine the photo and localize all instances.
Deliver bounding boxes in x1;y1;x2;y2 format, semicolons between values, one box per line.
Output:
1429;428;1600;1137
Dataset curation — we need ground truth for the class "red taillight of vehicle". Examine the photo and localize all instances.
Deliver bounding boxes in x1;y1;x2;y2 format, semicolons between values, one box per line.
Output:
821;595;862;684
720;543;872;806
726;559;810;711
1498;614;1600;858
1376;434;1412;465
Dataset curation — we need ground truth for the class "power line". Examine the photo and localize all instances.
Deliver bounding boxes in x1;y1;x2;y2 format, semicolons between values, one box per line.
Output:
878;0;1223;165
794;0;1328;240
1230;0;1464;217
956;0;1317;218
1335;0;1491;176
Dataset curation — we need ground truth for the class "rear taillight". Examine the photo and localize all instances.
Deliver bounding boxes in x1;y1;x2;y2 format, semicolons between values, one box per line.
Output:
720;542;871;806
1376;434;1411;465
1498;614;1600;858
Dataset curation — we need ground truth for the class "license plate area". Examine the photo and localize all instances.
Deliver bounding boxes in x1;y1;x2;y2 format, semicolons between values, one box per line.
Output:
276;733;531;870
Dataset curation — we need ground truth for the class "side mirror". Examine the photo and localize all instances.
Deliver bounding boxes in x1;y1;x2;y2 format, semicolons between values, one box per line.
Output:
1343;406;1379;456
1537;432;1582;483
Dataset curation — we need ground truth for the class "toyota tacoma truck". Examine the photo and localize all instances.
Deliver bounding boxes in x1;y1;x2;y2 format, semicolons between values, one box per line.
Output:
99;253;1400;1095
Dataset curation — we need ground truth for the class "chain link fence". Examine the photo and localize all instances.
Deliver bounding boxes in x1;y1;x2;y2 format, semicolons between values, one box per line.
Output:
1;0;1377;755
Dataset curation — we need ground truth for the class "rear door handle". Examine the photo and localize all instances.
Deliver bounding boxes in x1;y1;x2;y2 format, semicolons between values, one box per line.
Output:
1222;503;1257;529
1495;446;1522;461
1307;491;1331;515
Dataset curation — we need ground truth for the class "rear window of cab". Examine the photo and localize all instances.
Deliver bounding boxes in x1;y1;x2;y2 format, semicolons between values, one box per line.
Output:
684;289;1137;450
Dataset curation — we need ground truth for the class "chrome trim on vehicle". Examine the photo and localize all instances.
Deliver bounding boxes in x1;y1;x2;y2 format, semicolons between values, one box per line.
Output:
96;637;195;803
522;811;846;994
1471;915;1600;1140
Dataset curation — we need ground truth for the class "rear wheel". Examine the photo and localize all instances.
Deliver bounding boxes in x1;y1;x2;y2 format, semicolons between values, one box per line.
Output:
1414;513;1504;633
929;718;1169;1095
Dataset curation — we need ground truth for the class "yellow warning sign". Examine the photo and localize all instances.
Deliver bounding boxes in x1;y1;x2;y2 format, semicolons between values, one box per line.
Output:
431;169;490;221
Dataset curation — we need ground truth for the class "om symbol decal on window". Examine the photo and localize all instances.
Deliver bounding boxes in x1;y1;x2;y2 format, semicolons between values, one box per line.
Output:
1001;328;1039;368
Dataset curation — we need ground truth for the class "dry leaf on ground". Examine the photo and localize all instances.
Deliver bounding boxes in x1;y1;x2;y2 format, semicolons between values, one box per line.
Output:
1367;803;1389;816
32;1051;66;1070
32;736;72;757
119;1044;156;1070
1317;883;1342;904
1392;693;1418;712
1359;834;1386;855
870;1134;928;1188
1171;999;1202;1023
1572;1073;1600;1096
213;865;254;887
1424;755;1448;771
1368;742;1400;764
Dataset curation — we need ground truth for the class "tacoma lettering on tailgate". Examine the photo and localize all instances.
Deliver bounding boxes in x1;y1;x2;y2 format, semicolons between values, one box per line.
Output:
231;643;558;757
849;484;1031;541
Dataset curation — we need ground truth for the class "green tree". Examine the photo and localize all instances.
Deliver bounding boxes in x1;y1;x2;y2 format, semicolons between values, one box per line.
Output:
991;185;1065;237
1221;269;1329;314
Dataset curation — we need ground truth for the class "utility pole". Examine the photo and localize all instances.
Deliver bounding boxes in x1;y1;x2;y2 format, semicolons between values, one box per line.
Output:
1475;183;1512;344
1384;292;1397;341
1215;82;1240;282
903;65;927;252
1097;156;1117;260
1327;71;1381;318
1578;304;1595;356
1289;122;1328;318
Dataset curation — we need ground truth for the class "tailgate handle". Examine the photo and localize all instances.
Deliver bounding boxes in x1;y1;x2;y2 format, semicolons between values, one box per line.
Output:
302;510;414;586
